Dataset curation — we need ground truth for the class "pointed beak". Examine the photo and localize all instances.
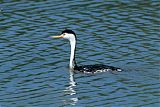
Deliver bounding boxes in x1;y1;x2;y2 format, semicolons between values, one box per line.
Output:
50;34;64;38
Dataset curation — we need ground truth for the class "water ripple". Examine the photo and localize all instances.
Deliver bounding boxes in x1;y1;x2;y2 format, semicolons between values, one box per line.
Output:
0;0;159;107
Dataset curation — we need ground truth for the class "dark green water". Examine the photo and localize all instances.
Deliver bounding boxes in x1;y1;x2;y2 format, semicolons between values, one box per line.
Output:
0;0;160;107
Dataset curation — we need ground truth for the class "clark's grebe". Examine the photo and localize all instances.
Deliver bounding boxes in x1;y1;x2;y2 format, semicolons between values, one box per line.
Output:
51;29;122;73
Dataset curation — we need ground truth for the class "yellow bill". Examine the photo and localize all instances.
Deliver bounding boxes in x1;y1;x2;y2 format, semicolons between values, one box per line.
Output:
50;35;64;38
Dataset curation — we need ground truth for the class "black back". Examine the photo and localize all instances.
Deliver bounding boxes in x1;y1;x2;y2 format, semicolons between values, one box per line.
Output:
75;64;122;73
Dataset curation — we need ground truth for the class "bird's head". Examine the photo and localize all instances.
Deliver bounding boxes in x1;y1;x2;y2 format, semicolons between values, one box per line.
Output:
51;29;76;41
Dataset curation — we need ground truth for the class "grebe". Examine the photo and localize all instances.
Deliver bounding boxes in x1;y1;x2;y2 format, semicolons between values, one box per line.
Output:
51;29;122;73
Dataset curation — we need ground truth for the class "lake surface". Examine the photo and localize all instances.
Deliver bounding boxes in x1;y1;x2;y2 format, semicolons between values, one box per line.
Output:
0;0;160;107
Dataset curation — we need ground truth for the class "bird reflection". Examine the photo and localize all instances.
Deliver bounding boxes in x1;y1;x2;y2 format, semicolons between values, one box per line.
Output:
63;70;78;105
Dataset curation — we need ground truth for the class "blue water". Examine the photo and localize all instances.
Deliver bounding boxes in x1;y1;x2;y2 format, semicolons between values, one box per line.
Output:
0;0;160;107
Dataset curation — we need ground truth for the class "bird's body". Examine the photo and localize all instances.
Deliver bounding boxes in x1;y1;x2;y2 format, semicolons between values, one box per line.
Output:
75;64;121;74
51;29;122;73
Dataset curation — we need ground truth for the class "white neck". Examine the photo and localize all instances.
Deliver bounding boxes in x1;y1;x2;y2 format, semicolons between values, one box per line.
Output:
69;37;76;69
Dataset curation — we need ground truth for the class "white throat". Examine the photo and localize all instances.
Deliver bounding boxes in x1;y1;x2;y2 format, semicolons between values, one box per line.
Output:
63;33;77;70
69;37;76;69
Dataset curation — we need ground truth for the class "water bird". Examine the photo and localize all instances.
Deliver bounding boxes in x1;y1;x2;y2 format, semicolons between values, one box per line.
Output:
51;29;122;73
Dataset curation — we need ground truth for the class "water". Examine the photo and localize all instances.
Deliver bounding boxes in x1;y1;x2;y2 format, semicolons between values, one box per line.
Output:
0;0;160;107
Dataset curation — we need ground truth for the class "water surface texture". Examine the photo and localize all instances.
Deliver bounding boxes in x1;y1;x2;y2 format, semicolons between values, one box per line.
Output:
0;0;160;107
